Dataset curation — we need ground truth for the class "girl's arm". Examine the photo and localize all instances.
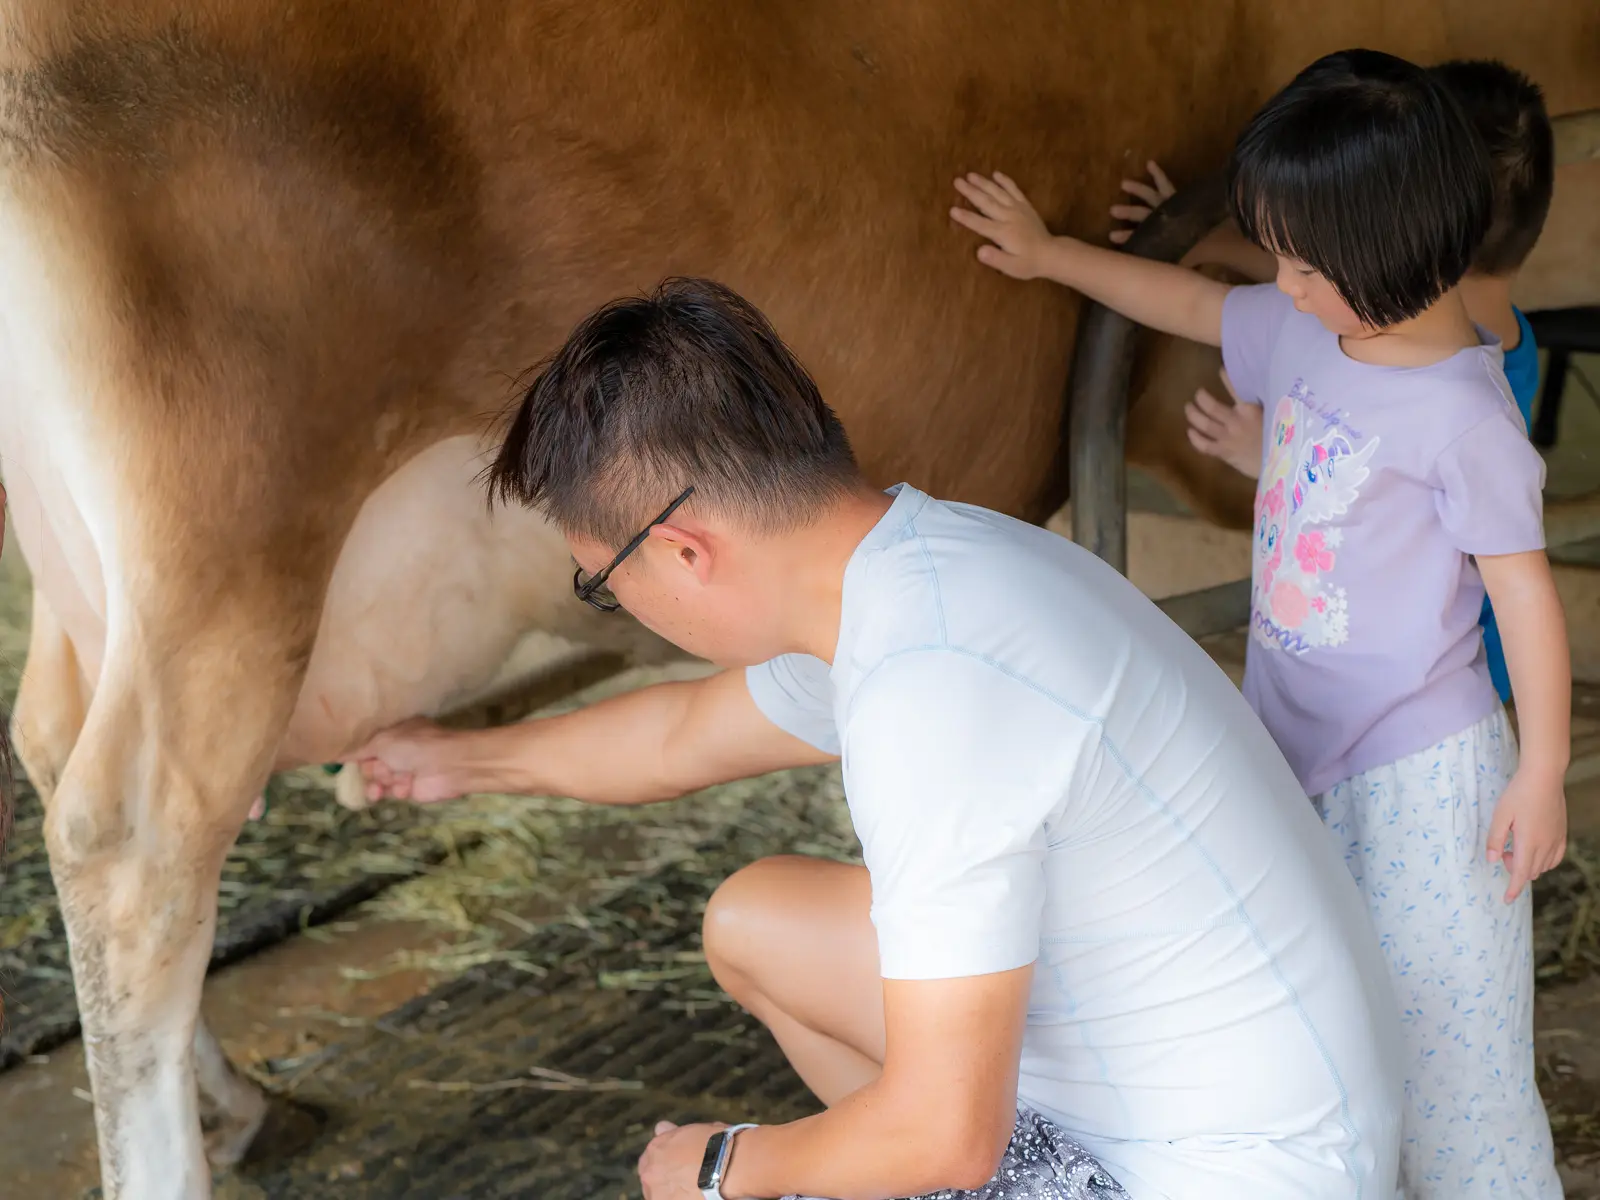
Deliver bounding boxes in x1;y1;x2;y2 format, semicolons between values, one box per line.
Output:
1479;549;1570;902
951;172;1230;348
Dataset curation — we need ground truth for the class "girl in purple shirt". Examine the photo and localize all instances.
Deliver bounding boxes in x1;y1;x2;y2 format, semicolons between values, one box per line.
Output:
1110;59;1556;712
951;47;1570;1200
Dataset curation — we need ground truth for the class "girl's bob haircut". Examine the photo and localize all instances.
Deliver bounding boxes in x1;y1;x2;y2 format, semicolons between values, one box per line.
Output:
1228;48;1493;330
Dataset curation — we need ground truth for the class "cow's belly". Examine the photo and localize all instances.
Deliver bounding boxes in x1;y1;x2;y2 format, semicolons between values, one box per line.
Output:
0;395;672;770
277;434;674;766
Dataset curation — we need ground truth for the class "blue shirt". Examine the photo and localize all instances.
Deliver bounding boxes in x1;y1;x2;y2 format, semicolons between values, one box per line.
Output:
1481;306;1540;703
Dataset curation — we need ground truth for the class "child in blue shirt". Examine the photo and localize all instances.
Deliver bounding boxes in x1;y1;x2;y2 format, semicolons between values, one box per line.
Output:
1114;59;1554;705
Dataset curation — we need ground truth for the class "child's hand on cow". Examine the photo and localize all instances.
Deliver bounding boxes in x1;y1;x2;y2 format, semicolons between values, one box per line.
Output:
1487;764;1568;903
1185;369;1262;478
950;171;1056;279
1109;159;1176;244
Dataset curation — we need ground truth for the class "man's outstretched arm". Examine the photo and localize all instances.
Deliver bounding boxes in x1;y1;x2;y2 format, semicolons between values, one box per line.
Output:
345;667;836;806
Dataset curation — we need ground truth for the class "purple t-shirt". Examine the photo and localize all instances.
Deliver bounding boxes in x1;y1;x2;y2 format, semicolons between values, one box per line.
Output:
1221;284;1546;797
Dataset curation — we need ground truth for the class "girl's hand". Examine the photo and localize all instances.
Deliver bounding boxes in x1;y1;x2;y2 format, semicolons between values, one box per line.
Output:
1184;369;1262;479
950;172;1055;280
1486;764;1568;903
1109;160;1176;244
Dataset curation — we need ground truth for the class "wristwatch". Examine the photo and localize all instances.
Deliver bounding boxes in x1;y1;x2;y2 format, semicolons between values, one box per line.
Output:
697;1123;759;1200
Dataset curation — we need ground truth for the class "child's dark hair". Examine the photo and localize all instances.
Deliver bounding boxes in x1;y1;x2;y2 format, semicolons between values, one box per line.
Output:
1429;59;1554;276
1228;48;1492;329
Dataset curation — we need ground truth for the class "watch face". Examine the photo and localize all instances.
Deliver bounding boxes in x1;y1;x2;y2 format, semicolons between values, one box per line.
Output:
697;1131;725;1190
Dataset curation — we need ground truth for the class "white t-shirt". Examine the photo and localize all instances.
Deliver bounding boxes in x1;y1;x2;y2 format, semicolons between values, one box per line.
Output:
746;484;1403;1200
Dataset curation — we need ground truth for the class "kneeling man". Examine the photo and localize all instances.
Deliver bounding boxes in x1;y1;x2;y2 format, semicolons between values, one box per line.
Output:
351;278;1402;1200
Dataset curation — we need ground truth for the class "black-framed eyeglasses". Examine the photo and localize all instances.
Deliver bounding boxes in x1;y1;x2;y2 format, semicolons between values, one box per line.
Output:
573;485;696;612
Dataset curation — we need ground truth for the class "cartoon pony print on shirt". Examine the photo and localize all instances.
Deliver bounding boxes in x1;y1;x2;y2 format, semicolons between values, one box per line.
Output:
1251;382;1379;655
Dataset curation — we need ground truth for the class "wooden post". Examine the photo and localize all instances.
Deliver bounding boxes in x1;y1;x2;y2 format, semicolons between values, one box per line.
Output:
1553;106;1600;167
1067;173;1229;573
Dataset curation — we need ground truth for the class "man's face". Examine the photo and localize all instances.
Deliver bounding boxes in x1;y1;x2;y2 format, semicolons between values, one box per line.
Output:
567;529;772;668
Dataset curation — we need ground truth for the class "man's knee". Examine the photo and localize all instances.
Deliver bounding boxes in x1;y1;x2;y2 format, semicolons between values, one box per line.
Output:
703;855;804;992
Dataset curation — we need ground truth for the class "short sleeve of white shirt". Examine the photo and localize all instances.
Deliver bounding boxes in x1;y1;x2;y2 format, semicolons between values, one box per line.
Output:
845;650;1091;981
1221;283;1294;407
745;654;840;755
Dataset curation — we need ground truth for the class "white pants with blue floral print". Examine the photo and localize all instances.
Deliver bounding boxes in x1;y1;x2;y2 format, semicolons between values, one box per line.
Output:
1315;708;1562;1199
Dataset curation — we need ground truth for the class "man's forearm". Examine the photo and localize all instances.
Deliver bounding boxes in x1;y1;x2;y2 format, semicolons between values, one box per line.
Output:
427;667;833;806
1035;235;1230;347
724;1079;1007;1200
448;679;703;805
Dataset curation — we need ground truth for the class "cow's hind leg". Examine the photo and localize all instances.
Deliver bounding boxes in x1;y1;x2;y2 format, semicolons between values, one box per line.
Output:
194;1019;270;1168
11;582;89;804
47;588;316;1199
17;585;283;1173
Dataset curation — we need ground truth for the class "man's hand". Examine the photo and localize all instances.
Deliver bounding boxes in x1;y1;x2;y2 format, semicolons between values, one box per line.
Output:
639;1120;726;1200
949;171;1056;280
1185;369;1262;478
1109;160;1176;244
345;717;475;805
1487;764;1568;903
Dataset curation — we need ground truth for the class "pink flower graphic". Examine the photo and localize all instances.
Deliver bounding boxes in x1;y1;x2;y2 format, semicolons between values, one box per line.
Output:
1262;480;1285;518
1271;580;1310;628
1295;531;1335;575
1312;596;1327;613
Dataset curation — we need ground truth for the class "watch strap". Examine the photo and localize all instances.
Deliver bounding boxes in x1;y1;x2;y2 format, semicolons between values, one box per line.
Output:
699;1123;759;1200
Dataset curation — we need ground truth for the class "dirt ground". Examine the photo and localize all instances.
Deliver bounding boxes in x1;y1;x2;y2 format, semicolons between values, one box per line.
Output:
0;354;1596;1197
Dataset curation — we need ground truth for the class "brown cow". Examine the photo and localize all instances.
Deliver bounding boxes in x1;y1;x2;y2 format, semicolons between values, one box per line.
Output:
0;2;1596;1196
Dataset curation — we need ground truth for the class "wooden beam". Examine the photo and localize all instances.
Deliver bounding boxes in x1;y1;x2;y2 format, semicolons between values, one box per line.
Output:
1554;107;1600;168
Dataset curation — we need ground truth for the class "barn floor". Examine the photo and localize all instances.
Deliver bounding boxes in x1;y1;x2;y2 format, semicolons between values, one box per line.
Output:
0;354;1596;1199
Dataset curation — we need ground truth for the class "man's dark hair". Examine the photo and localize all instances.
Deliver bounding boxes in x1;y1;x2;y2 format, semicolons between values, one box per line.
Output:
1228;48;1493;328
1428;59;1554;276
487;277;860;547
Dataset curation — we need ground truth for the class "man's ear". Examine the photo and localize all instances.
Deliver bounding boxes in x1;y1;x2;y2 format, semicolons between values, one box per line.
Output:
649;522;714;584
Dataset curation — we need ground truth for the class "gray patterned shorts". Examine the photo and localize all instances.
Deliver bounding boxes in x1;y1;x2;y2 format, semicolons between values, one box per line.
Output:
784;1105;1129;1200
